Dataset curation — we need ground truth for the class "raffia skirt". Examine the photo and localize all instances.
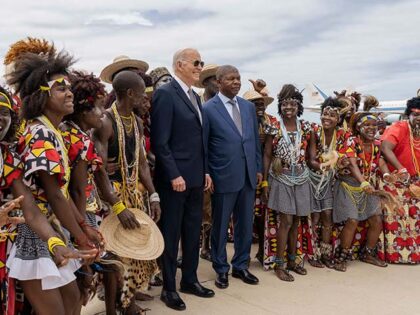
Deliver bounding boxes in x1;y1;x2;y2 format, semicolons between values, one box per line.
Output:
333;176;381;223
7;223;80;290
268;168;312;216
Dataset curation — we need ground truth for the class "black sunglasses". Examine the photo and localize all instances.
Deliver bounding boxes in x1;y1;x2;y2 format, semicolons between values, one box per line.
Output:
184;59;204;67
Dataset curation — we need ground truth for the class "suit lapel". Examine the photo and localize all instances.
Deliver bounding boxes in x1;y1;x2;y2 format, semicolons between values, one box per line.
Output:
214;96;242;137
172;80;201;124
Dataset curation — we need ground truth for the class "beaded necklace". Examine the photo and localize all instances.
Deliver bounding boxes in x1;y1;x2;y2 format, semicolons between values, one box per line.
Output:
362;142;374;182
37;115;70;199
111;103;143;209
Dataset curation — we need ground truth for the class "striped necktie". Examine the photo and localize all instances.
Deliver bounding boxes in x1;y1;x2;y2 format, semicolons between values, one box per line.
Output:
228;99;242;136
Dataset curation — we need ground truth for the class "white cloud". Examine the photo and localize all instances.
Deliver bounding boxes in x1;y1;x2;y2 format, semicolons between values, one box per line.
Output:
1;0;419;106
85;12;153;26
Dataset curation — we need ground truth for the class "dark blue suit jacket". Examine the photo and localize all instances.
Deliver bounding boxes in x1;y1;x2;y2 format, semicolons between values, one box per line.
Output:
151;79;207;189
203;94;262;193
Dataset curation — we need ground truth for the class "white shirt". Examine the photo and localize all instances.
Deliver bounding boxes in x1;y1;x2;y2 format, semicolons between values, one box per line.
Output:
218;92;240;119
174;75;191;99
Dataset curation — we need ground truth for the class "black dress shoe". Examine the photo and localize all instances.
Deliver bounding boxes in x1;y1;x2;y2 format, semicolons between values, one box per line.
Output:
160;290;186;311
215;272;229;289
180;282;215;298
232;269;259;285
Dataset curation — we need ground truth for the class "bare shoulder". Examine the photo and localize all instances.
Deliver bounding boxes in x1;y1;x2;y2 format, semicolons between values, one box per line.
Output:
93;110;113;142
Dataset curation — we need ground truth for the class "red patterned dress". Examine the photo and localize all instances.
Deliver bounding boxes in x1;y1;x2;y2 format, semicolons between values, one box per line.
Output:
8;119;80;290
0;144;23;315
61;121;103;226
378;121;420;264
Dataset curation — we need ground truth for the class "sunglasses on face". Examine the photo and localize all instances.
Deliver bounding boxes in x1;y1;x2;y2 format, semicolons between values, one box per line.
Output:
184;59;205;67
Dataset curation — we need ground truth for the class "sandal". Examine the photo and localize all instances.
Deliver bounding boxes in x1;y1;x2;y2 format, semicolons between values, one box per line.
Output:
360;246;388;268
333;246;352;272
287;263;308;275
149;274;163;287
273;256;294;282
135;291;154;301
308;258;325;268
200;250;212;262
320;242;335;269
287;254;307;275
122;304;150;315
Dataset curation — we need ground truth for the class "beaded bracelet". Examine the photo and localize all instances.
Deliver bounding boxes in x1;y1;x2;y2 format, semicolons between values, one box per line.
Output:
149;192;160;203
260;181;269;188
112;200;126;215
47;236;66;255
360;181;370;189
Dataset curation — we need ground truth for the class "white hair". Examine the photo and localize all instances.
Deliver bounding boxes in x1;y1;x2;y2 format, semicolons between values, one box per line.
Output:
172;48;199;71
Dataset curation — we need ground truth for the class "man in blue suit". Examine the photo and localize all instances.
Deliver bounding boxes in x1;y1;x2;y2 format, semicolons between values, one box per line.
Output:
151;48;214;311
203;65;262;289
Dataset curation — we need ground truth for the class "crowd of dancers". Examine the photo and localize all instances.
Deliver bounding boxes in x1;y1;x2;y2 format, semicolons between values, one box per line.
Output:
0;37;419;315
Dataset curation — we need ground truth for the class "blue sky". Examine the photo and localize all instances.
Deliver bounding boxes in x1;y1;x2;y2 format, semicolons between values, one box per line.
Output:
1;0;419;107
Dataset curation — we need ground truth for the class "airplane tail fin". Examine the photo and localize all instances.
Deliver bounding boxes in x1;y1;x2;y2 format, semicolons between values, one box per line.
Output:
304;83;327;104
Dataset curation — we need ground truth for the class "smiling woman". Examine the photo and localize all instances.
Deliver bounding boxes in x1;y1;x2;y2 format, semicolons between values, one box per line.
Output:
5;51;101;315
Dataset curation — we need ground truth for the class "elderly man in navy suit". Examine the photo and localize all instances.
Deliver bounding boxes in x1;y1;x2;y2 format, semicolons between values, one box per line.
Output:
151;48;214;311
203;65;263;289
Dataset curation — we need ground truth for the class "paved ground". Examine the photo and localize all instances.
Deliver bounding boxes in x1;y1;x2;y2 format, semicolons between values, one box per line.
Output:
82;244;419;315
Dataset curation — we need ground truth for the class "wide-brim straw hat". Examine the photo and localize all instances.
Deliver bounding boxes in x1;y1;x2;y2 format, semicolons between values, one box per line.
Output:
195;64;219;88
99;208;164;260
100;55;149;84
242;90;274;107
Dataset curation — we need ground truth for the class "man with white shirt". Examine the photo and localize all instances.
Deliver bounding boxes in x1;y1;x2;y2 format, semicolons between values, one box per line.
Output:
151;48;214;311
203;65;263;289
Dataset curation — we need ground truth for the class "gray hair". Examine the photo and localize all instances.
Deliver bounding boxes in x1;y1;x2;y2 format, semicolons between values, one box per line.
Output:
216;65;239;80
172;48;199;70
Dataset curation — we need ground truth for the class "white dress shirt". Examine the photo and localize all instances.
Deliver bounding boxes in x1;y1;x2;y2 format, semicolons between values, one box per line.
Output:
174;75;191;99
218;92;240;119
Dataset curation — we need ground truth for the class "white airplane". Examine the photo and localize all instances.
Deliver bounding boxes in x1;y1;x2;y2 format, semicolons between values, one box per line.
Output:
303;84;406;118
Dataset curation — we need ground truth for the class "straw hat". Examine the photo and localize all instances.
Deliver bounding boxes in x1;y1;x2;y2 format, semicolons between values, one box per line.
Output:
100;55;149;84
242;90;274;107
99;208;164;260
149;67;172;86
195;64;219;88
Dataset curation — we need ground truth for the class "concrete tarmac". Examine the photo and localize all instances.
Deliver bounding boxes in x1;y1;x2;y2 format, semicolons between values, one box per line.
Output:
82;244;419;315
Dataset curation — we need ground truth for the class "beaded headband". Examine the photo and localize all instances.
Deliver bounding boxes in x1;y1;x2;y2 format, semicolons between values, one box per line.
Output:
322;106;340;115
281;98;301;104
0;92;12;110
357;114;377;127
39;77;70;93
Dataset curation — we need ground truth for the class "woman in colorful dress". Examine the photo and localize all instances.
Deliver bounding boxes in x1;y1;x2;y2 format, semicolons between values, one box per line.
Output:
333;112;390;271
6;52;99;315
60;70;108;308
0;87;79;315
379;97;420;264
308;97;349;268
262;84;312;282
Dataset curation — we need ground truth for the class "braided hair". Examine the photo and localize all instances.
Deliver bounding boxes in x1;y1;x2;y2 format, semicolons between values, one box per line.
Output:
277;84;304;117
6;51;75;120
321;97;346;126
67;70;106;118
